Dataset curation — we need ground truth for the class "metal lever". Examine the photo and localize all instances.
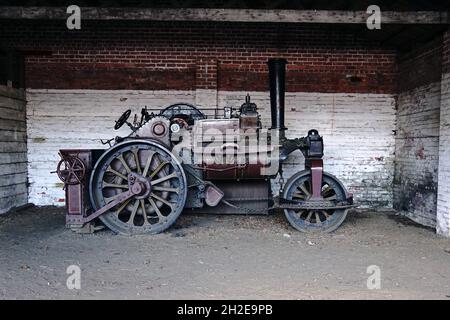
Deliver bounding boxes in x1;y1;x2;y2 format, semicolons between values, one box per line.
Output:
84;189;135;224
81;173;146;224
100;138;115;147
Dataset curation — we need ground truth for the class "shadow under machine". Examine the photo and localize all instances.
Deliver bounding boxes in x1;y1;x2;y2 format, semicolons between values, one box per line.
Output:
55;59;356;235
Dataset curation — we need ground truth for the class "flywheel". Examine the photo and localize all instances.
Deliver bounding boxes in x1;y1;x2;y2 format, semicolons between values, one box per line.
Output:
89;140;187;235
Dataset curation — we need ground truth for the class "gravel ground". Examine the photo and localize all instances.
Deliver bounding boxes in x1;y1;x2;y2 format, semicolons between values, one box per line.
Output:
0;206;449;299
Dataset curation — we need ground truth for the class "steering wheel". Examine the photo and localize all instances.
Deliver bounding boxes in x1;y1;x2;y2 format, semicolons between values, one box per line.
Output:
114;109;131;130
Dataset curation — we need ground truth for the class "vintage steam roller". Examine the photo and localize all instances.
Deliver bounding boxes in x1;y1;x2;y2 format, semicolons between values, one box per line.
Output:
55;58;356;234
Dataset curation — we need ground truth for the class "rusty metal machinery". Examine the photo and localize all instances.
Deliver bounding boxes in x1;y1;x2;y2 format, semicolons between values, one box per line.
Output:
55;58;356;235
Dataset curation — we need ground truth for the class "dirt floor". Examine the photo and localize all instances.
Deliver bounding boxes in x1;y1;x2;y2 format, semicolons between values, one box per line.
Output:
0;206;450;300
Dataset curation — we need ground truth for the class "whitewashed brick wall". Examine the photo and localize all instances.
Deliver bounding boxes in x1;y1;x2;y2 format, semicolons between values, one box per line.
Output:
0;86;28;213
437;73;450;236
26;89;396;208
394;82;441;227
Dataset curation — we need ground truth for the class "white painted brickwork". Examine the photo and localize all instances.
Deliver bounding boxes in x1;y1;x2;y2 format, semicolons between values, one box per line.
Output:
26;90;396;208
394;82;441;227
0;86;28;213
437;72;450;236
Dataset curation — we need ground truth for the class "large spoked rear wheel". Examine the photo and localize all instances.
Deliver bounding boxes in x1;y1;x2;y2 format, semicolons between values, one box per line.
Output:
89;140;187;235
282;170;348;233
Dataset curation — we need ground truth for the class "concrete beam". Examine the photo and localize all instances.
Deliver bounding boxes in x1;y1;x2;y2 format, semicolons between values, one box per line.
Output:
0;7;449;24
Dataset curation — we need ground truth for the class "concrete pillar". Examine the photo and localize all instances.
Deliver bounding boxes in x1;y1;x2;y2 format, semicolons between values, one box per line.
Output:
437;29;450;236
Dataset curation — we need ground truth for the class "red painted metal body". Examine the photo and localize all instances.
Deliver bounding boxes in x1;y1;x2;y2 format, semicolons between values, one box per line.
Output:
195;114;269;180
306;158;324;199
58;149;104;227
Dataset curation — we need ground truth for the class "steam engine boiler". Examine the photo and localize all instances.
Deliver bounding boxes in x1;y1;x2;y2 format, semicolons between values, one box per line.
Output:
55;59;355;235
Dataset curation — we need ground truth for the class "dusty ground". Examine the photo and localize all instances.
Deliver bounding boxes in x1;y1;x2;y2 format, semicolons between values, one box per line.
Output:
0;206;449;300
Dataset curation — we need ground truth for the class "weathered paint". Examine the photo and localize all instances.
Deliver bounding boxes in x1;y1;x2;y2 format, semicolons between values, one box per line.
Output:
394;82;441;227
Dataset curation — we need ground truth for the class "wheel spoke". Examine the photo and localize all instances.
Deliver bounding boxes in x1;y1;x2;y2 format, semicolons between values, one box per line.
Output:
115;198;131;216
305;211;313;223
66;171;73;183
127;199;140;224
63;160;71;169
150;192;174;210
314;212;322;225
299;184;311;197
102;182;128;189
106;166;128;181
132;148;142;174
321;185;333;196
324;194;337;200
140;199;149;225
151;172;178;186
148;197;165;221
294;209;305;218
149;161;169;179
73;173;82;184
292;192;306;199
322;210;331;220
117;154;132;174
142;151;156;177
153;186;180;194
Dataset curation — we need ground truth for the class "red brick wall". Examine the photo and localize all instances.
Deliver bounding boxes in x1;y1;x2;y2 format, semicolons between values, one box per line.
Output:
0;20;397;93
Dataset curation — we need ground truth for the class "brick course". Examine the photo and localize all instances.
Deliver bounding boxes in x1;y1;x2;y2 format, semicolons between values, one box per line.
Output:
0;20;397;93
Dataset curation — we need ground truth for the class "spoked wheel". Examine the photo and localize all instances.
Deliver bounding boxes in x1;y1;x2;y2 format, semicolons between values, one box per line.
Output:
89;140;187;235
56;156;86;185
282;170;348;233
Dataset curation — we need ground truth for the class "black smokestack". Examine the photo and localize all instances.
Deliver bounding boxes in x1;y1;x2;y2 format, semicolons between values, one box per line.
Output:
268;58;287;136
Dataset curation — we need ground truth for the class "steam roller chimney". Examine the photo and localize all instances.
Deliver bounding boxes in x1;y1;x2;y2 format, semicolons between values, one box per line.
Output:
268;58;288;138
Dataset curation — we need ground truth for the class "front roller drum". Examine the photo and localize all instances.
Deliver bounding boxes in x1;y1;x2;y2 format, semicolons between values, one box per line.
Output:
282;170;349;233
89;140;187;235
